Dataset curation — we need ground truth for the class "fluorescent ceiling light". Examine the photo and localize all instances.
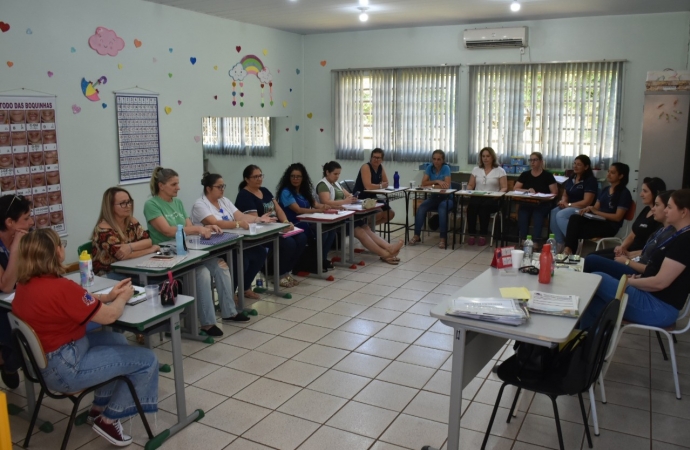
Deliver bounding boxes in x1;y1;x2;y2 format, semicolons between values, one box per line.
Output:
510;1;521;12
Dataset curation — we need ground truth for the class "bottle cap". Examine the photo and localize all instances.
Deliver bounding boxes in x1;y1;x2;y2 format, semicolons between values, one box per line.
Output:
79;250;91;261
549;233;555;238
526;235;532;240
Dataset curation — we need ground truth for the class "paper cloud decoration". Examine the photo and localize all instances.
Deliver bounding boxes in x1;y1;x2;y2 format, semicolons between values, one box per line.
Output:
228;63;247;81
257;68;273;84
88;27;125;56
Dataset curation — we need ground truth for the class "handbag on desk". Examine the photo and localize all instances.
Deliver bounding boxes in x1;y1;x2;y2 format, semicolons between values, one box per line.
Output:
160;271;179;306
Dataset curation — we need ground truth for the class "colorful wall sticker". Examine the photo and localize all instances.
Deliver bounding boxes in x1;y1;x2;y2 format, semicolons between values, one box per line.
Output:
81;76;107;101
0;22;10;33
6;61;13;67
134;39;142;48
190;57;197;65
26;28;32;35
229;55;273;107
72;105;81;114
88;27;125;56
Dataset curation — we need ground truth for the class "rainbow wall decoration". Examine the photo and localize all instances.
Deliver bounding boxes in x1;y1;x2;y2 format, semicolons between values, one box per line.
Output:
229;54;273;107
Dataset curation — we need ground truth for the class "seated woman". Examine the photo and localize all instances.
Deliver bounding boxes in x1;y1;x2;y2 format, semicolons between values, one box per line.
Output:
235;165;307;288
584;190;675;279
191;172;273;300
145;167;249;338
562;162;633;255
514;152;559;249
352;148;396;226
317;161;403;265
588;177;666;260
12;229;158;446
580;189;690;330
409;150;454;249
550;155;598;252
277;163;337;272
0;194;32;389
466;147;507;246
92;187;160;279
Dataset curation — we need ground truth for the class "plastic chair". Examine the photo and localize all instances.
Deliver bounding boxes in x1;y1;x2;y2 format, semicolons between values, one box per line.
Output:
7;313;155;450
461;210;503;247
341;180;356;194
577;202;637;255
77;241;92;257
481;298;621;450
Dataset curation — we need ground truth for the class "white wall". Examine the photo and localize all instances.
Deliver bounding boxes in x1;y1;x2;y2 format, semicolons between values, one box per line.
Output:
302;12;690;213
0;0;303;257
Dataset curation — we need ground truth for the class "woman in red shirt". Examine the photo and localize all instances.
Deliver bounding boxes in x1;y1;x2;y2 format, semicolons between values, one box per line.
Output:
12;229;158;447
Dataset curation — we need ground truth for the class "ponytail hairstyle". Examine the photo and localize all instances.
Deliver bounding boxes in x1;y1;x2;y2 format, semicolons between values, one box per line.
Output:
149;167;179;196
322;161;342;177
239;165;261;190
201;172;223;196
610;162;630;194
574;155;594;180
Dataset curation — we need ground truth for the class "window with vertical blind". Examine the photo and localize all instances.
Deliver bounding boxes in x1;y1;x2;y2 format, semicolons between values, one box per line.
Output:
334;66;460;162
202;116;273;157
469;62;623;168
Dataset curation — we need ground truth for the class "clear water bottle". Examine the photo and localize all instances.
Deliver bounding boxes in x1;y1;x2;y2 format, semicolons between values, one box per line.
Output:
523;235;534;262
393;171;400;189
176;224;187;256
79;250;94;287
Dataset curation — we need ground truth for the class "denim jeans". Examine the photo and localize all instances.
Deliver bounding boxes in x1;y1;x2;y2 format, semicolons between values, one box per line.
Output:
198;258;237;324
414;196;454;239
517;201;553;243
579;272;679;330
550;206;579;244
233;246;268;292
583;254;637;279
41;332;158;420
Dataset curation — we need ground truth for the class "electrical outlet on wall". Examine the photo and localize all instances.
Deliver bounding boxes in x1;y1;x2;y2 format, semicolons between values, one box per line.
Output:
520;47;525;54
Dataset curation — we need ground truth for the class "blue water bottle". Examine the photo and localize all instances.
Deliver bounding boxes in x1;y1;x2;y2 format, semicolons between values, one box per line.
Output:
176;224;187;256
393;171;400;189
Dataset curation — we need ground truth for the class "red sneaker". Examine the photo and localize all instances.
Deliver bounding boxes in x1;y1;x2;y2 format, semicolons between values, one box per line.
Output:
86;407;100;425
478;237;487;246
92;416;133;447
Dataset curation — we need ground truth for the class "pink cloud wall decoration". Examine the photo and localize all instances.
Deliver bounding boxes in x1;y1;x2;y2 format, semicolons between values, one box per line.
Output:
88;27;125;56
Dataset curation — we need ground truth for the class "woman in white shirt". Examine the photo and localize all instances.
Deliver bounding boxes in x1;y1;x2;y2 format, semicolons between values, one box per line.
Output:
191;173;275;300
466;147;507;245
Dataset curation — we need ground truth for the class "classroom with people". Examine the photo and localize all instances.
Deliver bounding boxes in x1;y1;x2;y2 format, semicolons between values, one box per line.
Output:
1;0;690;449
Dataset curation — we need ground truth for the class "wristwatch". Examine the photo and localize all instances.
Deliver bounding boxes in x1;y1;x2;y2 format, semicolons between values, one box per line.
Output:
235;221;240;229
568;203;572;207
625;259;631;266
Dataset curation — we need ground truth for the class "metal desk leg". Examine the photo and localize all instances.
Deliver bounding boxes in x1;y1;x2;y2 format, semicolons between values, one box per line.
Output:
270;235;289;298
179;268;210;343
348;216;355;264
405;191;410;244
339;222;346;265
315;223;325;278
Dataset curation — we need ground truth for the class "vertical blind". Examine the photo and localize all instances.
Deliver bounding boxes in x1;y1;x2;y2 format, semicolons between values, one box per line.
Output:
334;66;459;162
469;61;623;168
202;116;272;157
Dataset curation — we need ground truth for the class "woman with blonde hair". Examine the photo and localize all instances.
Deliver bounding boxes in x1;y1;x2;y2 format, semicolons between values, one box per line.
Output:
92;187;159;278
466;147;507;246
12;229;159;446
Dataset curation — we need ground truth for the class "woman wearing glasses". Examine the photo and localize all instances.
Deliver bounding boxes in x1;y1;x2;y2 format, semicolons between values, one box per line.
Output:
91;187;160;278
513;152;559;249
277;163;336;272
145;167;250;338
0;194;33;389
466;147;508;246
235;165;307;288
191;172;273;300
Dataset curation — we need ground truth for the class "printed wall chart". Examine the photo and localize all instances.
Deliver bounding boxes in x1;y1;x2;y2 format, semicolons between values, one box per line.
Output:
0;95;66;233
116;93;161;183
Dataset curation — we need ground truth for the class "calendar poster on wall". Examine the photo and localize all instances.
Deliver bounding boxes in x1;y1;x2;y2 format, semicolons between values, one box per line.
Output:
116;93;161;184
0;95;66;233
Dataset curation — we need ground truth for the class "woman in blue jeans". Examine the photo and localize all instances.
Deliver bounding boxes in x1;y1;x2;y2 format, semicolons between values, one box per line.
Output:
580;189;690;330
409;150;454;249
12;229;158;446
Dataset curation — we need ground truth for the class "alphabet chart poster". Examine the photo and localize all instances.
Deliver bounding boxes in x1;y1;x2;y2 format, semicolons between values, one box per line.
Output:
116;93;161;184
0;95;66;233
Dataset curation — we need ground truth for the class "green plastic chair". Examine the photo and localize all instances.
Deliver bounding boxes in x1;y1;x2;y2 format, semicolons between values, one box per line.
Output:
77;241;92;257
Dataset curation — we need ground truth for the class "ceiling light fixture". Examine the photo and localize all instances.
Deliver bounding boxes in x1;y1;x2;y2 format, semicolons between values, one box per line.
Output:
358;7;369;22
359;0;369;6
510;1;521;12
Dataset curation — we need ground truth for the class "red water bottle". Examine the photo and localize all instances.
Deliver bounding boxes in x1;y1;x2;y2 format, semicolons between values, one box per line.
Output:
539;244;553;284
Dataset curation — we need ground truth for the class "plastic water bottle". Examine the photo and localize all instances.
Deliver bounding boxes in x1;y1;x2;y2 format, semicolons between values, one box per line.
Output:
546;233;557;276
539;244;553;284
79;250;94;287
393;171;400;189
176;224;187;256
523;235;534;262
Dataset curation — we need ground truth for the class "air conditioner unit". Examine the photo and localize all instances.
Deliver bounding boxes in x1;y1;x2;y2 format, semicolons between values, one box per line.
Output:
463;27;528;49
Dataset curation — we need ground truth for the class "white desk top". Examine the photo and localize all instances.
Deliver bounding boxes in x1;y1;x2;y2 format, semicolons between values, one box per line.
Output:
505;191;556;201
431;268;601;345
364;188;408;195
341;203;384;212
115;294;195;331
298;211;356;222
408;188;458;194
111;249;208;273
0;273;119;307
455;190;505;198
223;222;289;238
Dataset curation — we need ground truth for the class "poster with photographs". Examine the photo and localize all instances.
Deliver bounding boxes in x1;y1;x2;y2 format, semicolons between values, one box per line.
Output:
0;95;65;233
116;93;161;184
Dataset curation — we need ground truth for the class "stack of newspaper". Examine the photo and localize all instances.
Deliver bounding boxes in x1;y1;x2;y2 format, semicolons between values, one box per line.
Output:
446;297;529;326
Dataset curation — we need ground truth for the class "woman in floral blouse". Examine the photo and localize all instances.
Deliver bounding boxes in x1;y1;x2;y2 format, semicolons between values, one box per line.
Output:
92;187;159;278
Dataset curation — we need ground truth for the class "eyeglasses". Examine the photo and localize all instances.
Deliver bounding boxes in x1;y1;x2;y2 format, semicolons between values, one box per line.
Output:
212;184;227;190
290;175;303;179
371;156;383;160
250;174;264;180
5;195;22;213
116;200;133;208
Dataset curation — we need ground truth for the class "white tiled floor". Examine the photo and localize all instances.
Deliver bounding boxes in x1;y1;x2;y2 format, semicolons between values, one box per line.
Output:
4;232;690;449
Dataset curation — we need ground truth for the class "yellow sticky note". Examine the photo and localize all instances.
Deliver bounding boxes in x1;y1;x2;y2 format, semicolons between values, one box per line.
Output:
500;287;530;300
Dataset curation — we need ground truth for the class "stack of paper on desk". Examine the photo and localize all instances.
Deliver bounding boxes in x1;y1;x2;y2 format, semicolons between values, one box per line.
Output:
446;297;529;326
528;291;580;317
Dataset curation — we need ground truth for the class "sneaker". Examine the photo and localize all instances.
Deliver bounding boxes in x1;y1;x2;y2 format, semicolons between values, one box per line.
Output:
223;314;250;322
86;407;101;425
0;366;19;389
467;236;475;246
200;325;224;337
478;237;487;246
92;416;133;447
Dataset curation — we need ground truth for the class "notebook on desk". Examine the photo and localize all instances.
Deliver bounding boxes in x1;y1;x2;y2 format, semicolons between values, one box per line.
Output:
136;255;187;268
200;233;240;245
95;286;147;305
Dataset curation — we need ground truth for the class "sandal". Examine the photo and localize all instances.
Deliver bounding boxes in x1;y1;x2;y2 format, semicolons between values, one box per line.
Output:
438;239;447;249
380;256;399;265
408;236;421;246
244;289;261;300
287;275;300;286
279;277;293;288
